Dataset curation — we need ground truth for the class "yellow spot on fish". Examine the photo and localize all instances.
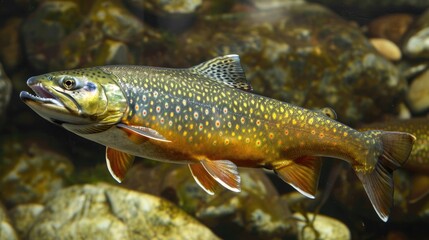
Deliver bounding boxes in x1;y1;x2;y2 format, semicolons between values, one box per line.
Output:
308;118;314;125
224;139;230;145
292;119;297;125
344;132;348;137
272;112;277;120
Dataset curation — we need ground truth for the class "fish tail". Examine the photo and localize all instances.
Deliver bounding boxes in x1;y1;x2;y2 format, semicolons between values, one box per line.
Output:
356;131;415;222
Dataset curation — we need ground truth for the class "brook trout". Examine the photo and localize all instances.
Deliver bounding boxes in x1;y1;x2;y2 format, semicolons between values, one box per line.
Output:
20;55;415;221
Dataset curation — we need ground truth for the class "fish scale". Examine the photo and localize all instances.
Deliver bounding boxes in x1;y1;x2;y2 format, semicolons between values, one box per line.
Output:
20;54;415;222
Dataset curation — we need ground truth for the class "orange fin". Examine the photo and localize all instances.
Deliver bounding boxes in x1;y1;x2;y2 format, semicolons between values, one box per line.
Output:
201;160;241;193
188;164;220;195
106;147;135;183
117;123;171;142
274;156;322;199
409;174;429;204
356;131;415;222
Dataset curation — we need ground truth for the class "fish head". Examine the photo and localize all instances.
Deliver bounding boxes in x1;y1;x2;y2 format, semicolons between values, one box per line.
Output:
20;68;127;133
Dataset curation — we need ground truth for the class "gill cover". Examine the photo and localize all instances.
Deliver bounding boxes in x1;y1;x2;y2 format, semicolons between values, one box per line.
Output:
60;67;128;134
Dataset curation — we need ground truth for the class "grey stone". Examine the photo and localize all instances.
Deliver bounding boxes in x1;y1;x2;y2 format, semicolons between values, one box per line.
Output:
125;0;202;14
407;68;429;113
8;204;44;239
403;9;429;59
27;183;219;240
0;202;18;240
124;164;295;239
0;140;74;206
294;213;351;240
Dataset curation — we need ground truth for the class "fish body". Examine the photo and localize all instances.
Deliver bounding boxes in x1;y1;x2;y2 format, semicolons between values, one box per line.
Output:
20;55;415;221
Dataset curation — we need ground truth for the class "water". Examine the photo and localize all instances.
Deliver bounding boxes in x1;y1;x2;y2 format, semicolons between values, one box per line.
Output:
1;0;428;239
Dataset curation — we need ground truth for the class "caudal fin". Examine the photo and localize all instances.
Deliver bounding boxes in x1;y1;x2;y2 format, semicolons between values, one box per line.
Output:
356;131;415;222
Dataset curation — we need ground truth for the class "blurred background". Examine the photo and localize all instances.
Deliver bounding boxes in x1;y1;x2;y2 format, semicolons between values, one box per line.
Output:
0;0;429;239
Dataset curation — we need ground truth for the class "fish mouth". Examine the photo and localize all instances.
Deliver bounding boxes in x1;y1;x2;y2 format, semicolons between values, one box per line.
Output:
20;80;74;124
20;84;63;108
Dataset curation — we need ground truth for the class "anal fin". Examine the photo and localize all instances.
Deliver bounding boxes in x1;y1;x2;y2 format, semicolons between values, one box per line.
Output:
106;147;135;183
188;164;220;195
273;156;322;199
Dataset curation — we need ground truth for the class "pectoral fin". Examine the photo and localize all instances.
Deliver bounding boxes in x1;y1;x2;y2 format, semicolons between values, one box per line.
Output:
188;164;220;195
117;123;171;142
195;160;241;193
63;123;112;134
273;156;322;199
106;147;135;183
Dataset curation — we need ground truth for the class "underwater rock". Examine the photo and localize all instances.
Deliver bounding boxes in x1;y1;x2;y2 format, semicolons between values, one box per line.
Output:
0;63;12;122
307;0;429;21
0;139;74;206
21;1;82;71
403;9;429;59
293;213;351;240
123;163;295;239
22;0;153;71
125;0;202;14
27;183;219;240
124;0;201;34
368;14;414;45
369;38;401;61
407;69;429;113
0;202;19;240
145;3;404;124
8;204;44;239
89;0;144;43
0;18;24;70
249;0;306;10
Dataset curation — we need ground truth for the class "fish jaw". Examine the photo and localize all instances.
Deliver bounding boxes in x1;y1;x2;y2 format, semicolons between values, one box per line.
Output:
20;77;92;125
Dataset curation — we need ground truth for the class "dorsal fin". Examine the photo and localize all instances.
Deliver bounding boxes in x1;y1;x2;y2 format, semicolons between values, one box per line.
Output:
189;54;252;91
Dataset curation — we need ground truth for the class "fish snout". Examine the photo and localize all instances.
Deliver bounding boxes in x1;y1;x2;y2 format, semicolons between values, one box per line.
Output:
26;76;40;86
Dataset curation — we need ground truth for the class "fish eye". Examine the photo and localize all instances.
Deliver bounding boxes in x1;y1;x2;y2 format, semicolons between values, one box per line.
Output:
62;77;76;90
